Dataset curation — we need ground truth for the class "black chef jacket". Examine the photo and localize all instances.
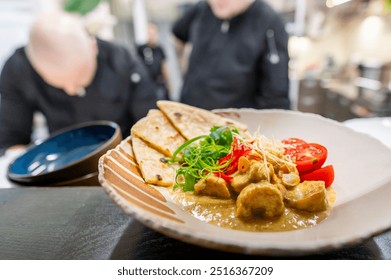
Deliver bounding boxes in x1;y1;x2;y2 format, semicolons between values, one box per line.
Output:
137;44;166;86
137;44;170;100
172;0;290;110
0;39;157;149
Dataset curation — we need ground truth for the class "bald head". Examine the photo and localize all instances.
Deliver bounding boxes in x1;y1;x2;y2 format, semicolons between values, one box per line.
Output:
27;12;97;96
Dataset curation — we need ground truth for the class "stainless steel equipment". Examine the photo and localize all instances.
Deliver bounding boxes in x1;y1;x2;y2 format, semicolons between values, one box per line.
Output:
353;62;391;117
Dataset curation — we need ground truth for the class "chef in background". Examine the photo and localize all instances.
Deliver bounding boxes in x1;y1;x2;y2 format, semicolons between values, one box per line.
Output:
0;11;158;153
172;0;290;110
137;22;171;100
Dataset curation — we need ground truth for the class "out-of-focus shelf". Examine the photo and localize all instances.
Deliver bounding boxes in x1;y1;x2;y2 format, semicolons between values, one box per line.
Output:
298;77;391;121
321;79;358;101
297;78;358;122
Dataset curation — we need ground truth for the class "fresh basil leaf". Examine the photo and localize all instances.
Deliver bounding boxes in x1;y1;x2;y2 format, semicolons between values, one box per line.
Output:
210;126;233;147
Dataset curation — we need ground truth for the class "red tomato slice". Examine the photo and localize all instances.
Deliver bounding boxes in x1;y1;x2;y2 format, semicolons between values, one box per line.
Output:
300;165;335;188
281;138;310;159
295;143;328;173
281;138;308;146
282;138;328;174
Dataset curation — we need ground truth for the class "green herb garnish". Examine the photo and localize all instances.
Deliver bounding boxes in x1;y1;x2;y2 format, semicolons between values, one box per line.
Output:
168;126;238;192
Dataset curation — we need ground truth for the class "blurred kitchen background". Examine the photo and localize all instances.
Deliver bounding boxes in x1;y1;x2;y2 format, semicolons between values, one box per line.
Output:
1;0;391;127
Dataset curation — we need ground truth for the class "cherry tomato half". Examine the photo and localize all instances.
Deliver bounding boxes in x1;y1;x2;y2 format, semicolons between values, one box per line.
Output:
281;138;308;146
282;138;328;174
300;165;335;188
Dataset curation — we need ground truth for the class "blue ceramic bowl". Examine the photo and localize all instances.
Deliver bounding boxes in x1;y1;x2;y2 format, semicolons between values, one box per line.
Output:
7;121;122;185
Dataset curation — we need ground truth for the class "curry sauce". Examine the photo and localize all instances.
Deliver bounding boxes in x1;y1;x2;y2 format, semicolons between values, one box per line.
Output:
170;187;336;232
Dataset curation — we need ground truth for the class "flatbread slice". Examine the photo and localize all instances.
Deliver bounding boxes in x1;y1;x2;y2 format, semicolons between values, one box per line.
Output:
157;100;248;140
131;109;185;157
131;136;177;187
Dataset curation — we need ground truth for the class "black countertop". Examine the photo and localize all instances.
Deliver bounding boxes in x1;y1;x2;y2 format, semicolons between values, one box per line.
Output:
0;187;390;260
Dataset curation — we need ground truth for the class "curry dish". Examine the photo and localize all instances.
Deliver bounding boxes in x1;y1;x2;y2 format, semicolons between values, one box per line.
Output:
167;133;336;232
130;101;337;232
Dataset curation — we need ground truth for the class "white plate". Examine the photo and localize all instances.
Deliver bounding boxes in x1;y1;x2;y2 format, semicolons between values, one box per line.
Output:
98;109;391;255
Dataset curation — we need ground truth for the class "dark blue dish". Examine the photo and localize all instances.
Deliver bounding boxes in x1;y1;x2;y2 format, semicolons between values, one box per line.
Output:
7;121;121;185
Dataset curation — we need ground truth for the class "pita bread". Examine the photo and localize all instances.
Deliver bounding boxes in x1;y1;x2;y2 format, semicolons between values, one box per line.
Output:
131;109;185;157
130;102;248;188
157;100;248;140
131;136;177;187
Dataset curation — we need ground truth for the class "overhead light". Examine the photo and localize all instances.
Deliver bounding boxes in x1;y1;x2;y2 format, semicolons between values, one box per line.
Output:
326;0;352;8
